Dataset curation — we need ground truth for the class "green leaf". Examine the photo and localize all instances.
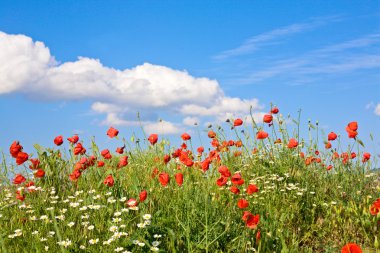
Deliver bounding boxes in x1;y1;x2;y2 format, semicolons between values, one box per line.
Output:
357;139;365;148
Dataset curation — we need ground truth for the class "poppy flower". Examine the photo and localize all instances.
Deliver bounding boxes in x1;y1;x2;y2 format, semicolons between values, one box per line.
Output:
13;174;26;185
237;199;249;209
16;152;29;165
325;142;332;149
246;184;259;195
231;173;244;185
95;160;104;168
151;167;159;178
208;130;216;138
242;212;260;229
351;152;357;159
218;165;231;177
347;122;358;131
175;173;183;186
73;143;86;155
69;169;81;181
328;132;337;141
362;152;370;163
341;243;362;253
116;146;125;154
103;174;114;187
197;146;204;154
256;230;261;243
10;141;23;158
34;169;45;178
256;131;268;140
67;135;79;144
126;198;138;207
345;127;358;139
326;165;333;171
235;140;243;147
230;186;240;194
159;172;170;186
163;154;171;164
181;133;191;141
107;127;119;138
287;138;298;148
263;114;273;124
16;191;25;201
29;158;40;170
101;149;112;159
201;158;211;172
148;134;158;145
370;204;379;216
53;135;64;146
216;176;228;187
139;190;147;202
118;156;128;168
233;118;243;127
271;107;279;114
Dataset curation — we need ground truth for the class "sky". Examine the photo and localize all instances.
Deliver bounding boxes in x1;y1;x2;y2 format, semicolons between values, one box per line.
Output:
0;1;379;160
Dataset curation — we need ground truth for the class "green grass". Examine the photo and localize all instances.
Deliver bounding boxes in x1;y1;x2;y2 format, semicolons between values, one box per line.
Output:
0;110;379;252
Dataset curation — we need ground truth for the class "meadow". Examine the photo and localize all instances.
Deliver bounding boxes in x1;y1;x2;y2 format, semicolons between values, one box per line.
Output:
0;106;379;253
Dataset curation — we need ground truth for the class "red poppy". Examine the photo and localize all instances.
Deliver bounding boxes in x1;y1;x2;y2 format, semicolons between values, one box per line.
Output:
116;146;125;154
101;149;112;159
287;138;298;148
69;169;81;181
246;184;259;195
351;152;357;159
107;127;119;138
325;142;332;149
362;152;370;163
34;169;45;178
103;174;114;187
263;114;273;124
274;138;282;144
16;191;25;201
231;173;244;185
151;167;159;178
233;118;243;127
201;158;211;172
97;160;105;167
328;132;337;141
67;135;79;144
256;131;268;140
139;190;147;202
126;198;138;207
256;230;261;243
341;243;362;253
237;199;249;209
117;156;128;168
345;126;358;139
54;135;64;146
181;133;191;141
197;146;204;154
208;130;216;138
271;107;279;114
148;134;158;145
326;165;333;171
216;176;228;187
370;204;379;216
175;173;183;186
16;152;29;165
242;212;260;229
159;172;170;186
73;143;86;155
10;141;22;158
230;186;240;194
163;154;171;164
29;158;40;170
218;165;231;177
13;174;26;185
347;122;358;131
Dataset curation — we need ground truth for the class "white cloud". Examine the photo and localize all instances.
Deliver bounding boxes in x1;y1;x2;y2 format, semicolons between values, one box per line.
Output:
213;15;343;60
182;116;200;126
375;103;380;116
143;121;182;135
0;31;264;133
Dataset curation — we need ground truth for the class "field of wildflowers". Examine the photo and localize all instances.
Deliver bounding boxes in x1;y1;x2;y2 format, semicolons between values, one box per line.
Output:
0;106;379;252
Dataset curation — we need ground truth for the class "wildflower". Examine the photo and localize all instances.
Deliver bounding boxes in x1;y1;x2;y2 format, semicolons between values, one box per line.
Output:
181;133;191;141
107;127;119;138
143;214;152;220
89;238;99;245
158;172;170;186
341;243;362;253
109;226;118;232
362;152;371;162
13;174;26;185
67;135;79;144
88;225;94;230
234;118;243;127
328;132;337;141
230;186;240;194
247;184;259;194
345;122;358;138
115;248;124;252
218;165;231;177
237;199;249;209
139;190;147;202
104;175;115;187
126;198;138;207
287;138;298;148
54;135;63;146
67;222;75;227
263;114;273;124
148;134;158;145
118;156;128;168
256;131;268;140
101;149;112;159
231;173;244;185
216;176;228;187
10;141;23;158
271;107;279;114
175;173;183;186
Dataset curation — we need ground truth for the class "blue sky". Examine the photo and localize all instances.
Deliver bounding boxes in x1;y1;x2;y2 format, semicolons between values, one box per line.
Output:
0;1;379;158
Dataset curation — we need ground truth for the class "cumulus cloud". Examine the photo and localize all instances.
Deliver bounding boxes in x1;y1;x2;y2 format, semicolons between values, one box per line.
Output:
375;103;380;116
0;31;264;132
143;121;182;135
